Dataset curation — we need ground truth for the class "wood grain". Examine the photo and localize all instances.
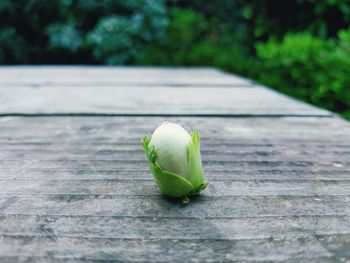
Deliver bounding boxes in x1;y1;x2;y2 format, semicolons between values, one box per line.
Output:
0;65;330;116
0;67;349;262
0;86;330;116
1;234;349;262
0;116;349;262
0;66;252;86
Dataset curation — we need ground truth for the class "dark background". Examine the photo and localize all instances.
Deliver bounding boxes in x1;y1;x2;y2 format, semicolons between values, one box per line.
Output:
1;0;350;119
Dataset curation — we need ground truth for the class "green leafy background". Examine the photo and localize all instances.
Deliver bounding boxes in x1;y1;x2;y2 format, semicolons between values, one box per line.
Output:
1;0;350;119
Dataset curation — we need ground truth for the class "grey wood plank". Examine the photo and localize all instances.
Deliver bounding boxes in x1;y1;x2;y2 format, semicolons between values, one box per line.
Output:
0;66;252;86
1;162;349;177
1;214;350;241
1;179;350;196
0;256;341;263
0;161;348;173
0;234;349;262
2;195;350;218
0;143;349;152
0;214;350;262
0;117;349;183
0;117;348;176
0;115;349;261
1;168;349;181
0;116;348;142
0;86;330;116
1;148;349;161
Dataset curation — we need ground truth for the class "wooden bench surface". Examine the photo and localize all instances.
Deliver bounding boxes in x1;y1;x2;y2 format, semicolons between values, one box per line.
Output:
0;66;349;262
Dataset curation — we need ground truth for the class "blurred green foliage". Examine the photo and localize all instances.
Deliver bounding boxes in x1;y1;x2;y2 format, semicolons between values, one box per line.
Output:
0;0;169;63
0;0;349;119
256;31;350;118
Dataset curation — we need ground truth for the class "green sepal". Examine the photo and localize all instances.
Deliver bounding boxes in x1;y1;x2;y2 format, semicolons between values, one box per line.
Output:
187;131;207;191
143;135;194;197
181;196;190;204
150;162;195;198
142;135;154;162
190;182;209;195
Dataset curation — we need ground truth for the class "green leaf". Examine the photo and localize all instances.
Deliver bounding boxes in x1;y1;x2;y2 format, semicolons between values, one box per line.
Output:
150;162;194;198
187;131;207;190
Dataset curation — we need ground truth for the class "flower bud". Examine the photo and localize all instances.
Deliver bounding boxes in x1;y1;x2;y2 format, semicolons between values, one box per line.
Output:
142;121;208;203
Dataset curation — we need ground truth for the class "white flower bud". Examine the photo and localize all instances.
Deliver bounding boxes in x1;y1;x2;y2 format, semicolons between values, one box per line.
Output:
149;121;191;176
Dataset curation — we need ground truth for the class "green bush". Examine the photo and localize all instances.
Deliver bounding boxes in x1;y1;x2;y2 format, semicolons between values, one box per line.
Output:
236;0;350;40
0;0;169;64
0;28;27;63
86;1;169;64
139;9;209;65
256;29;350;118
47;23;83;52
139;8;253;76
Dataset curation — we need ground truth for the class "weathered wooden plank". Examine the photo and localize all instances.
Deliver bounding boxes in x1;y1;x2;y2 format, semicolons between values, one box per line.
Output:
0;256;341;263
1;117;348;192
0;117;348;186
0;66;252;86
1;179;350;196
1;214;350;240
0;160;348;172
1;149;349;162
0;160;346;172
1;117;348;142
0;143;349;152
0;64;347;263
0;234;349;262
2;195;350;218
0;86;330;115
1;168;349;181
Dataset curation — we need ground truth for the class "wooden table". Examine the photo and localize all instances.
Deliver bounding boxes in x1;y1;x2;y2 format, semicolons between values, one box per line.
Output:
0;66;349;262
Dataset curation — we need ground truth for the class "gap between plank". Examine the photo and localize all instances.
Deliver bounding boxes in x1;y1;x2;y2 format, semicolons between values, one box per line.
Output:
0;233;348;242
0;113;334;118
1;213;350;220
0;83;255;88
